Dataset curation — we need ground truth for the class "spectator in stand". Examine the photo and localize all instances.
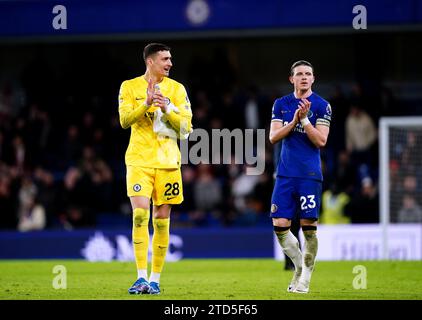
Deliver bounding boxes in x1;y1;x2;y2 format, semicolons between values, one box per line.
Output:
335;150;357;195
59;155;103;229
33;166;57;228
26;104;51;166
0;131;6;163
231;165;260;215
79;145;113;212
192;164;223;225
397;194;422;223
320;182;350;224
239;85;271;130
218;91;244;130
18;174;46;231
18;193;46;232
61;124;82;169
345;104;377;170
10;135;26;173
344;177;379;223
0;169;18;229
400;131;422;172
172;165;196;225
192;90;212;132
325;86;349;176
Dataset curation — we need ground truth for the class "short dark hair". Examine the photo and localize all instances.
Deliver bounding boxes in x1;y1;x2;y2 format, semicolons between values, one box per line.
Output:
290;60;314;76
143;43;171;62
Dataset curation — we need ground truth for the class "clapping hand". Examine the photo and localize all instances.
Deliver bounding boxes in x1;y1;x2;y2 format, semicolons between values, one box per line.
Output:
152;85;167;112
298;98;311;120
146;79;155;107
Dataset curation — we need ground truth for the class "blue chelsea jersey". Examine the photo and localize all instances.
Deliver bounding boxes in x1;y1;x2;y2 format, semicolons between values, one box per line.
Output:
271;92;332;181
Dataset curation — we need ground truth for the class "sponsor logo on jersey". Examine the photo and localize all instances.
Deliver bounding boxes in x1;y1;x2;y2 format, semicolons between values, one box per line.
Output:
271;204;278;213
133;184;142;192
307;110;313;118
145;112;154;121
288;121;306;133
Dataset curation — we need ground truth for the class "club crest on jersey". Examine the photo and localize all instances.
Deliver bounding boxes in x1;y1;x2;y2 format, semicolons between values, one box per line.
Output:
133;184;142;192
271;204;278;213
326;104;332;116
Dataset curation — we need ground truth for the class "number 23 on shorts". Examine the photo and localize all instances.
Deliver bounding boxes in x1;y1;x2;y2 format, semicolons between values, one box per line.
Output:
300;194;316;210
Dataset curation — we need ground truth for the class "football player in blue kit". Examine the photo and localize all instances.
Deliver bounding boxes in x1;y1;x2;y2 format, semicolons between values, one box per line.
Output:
269;60;331;293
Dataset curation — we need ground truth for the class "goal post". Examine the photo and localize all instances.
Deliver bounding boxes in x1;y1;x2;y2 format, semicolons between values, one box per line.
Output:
379;116;422;259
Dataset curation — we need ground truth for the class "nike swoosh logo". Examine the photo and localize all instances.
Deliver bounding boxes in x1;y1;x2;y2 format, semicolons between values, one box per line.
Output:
135;97;143;100
166;196;176;200
133;241;143;244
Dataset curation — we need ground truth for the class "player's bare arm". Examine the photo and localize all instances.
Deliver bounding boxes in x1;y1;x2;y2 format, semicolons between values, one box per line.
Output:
269;108;300;144
299;98;329;148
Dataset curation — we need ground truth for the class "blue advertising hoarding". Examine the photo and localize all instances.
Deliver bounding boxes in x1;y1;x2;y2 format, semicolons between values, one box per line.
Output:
1;225;420;260
0;228;274;260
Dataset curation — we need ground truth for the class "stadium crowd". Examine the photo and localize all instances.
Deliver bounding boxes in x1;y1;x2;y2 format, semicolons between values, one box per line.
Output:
0;49;420;231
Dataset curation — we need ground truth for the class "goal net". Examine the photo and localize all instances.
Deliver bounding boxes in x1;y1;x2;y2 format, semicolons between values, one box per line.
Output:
380;117;422;258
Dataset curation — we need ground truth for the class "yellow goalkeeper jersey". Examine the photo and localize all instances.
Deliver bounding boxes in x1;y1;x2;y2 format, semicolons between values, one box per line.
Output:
118;75;192;168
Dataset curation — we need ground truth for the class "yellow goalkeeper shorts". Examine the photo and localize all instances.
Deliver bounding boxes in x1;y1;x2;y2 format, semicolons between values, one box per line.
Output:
126;166;184;206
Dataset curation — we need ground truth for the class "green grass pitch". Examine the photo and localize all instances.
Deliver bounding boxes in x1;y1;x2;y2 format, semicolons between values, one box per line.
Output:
0;259;421;300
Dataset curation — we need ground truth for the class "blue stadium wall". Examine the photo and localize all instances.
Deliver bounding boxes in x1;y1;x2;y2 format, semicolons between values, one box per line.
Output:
1;0;421;38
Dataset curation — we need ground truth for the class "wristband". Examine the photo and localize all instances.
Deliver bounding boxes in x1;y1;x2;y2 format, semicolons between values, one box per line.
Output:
300;117;310;126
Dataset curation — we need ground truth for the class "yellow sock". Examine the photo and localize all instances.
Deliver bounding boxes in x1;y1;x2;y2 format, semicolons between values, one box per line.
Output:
151;218;170;274
132;208;150;270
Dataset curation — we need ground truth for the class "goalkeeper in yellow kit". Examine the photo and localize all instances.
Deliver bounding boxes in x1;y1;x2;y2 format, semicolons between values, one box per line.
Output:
119;43;192;295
